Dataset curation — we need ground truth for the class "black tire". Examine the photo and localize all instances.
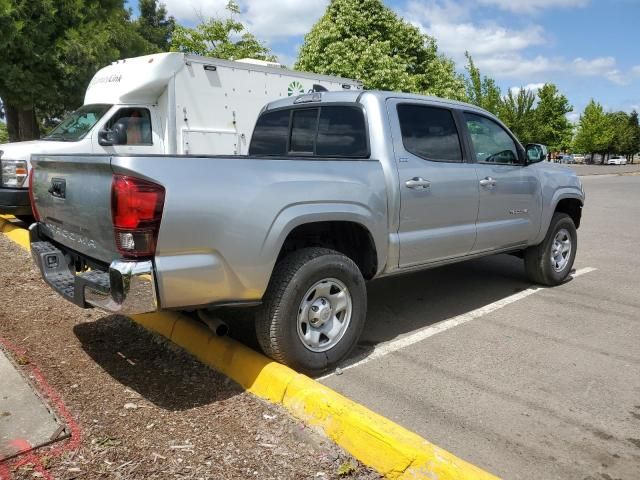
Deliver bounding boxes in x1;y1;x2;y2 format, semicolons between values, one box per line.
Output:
524;212;577;286
255;247;366;374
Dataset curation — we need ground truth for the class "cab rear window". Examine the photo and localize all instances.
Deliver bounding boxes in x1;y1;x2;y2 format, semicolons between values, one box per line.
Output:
249;105;368;158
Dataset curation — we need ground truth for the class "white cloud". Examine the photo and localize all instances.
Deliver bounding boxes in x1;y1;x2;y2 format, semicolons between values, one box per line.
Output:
161;0;328;41
161;0;228;23
404;1;632;86
509;83;546;95
477;0;589;14
571;57;629;85
566;112;580;123
424;22;545;59
243;0;329;40
631;66;640;76
406;1;544;62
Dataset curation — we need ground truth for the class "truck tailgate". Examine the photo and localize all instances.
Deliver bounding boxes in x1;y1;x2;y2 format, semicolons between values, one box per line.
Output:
31;154;117;264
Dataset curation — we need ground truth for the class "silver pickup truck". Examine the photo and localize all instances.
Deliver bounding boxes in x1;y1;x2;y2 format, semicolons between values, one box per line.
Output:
28;90;584;373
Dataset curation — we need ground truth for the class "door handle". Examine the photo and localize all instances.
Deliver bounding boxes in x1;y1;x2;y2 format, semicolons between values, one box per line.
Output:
405;177;431;189
479;177;497;187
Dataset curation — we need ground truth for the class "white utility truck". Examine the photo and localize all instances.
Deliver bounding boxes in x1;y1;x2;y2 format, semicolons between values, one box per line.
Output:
0;52;362;219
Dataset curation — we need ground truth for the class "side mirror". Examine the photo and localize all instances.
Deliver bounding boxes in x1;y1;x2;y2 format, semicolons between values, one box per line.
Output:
98;121;127;146
525;143;547;164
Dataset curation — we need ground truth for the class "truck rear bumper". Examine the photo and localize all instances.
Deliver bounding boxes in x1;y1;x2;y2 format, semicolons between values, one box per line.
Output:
29;225;158;315
0;187;31;215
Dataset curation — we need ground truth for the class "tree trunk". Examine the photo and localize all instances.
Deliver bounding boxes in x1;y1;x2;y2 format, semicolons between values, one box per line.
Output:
4;102;40;142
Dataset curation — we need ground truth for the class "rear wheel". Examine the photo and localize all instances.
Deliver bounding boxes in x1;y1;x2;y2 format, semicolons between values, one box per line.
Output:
255;247;366;374
524;212;577;286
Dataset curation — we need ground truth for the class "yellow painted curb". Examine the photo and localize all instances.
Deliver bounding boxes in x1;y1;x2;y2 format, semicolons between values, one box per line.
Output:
0;215;31;250
0;217;500;480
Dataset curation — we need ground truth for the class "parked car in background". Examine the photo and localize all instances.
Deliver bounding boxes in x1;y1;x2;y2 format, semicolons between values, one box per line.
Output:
0;52;361;220
573;154;586;164
607;155;628;165
560;154;575;164
28;91;585;373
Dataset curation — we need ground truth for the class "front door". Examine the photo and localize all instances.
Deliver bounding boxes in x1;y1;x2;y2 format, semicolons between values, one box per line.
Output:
462;112;541;253
388;100;479;268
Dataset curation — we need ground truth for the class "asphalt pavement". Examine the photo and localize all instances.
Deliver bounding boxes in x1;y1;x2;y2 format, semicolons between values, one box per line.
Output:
322;174;640;480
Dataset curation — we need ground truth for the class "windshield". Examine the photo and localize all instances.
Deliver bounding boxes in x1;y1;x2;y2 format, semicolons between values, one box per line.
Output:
43;104;112;142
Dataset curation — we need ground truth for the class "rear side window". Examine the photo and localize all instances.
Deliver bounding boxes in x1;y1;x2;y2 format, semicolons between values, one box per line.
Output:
249;105;368;158
249;109;290;155
317;107;368;157
397;104;462;162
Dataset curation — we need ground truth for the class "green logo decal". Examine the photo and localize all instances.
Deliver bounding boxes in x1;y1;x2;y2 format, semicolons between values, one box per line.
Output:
288;81;305;96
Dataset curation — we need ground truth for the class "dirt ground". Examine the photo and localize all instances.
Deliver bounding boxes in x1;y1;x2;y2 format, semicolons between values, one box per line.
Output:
0;233;378;480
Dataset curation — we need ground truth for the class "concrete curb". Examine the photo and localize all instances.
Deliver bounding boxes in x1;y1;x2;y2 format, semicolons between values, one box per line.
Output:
0;215;499;479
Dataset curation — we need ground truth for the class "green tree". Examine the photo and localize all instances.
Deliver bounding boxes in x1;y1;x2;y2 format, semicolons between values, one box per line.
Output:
573;100;615;163
498;88;536;144
295;0;466;100
0;0;154;142
136;0;175;51
606;111;640;162
170;1;275;61
0;121;8;143
532;84;573;151
464;52;501;115
627;111;640;163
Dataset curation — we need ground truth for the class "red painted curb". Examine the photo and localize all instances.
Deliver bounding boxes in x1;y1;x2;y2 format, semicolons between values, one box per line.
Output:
0;337;82;479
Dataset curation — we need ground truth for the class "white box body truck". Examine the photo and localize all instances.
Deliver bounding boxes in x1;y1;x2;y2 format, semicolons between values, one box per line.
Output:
0;52;362;218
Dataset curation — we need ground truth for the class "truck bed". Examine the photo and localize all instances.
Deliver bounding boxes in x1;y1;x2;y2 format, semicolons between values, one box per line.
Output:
30;154;388;309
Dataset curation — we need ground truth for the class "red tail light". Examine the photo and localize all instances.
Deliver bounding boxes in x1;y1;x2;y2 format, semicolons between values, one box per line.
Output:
28;168;40;221
111;175;165;258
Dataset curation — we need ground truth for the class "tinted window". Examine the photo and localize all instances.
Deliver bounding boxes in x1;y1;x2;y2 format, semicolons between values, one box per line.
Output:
290;109;318;153
464;113;519;164
316;106;368;157
397;105;462;162
249;110;290;155
107;108;153;145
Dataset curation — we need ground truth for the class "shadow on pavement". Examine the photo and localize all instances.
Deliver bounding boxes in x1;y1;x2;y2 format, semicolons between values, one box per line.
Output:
73;315;241;410
360;253;531;347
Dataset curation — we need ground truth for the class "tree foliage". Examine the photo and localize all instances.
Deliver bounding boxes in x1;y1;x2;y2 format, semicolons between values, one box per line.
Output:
0;0;155;141
532;84;573;150
170;1;275;61
295;0;466;100
136;0;175;51
573;100;615;160
498;88;536;144
464;52;501;115
0;121;8;143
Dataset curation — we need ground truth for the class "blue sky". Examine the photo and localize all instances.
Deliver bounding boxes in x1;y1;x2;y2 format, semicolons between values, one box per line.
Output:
133;0;640;120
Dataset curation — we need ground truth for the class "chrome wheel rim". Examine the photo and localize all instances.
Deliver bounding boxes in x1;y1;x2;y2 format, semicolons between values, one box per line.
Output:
550;228;572;272
297;278;352;353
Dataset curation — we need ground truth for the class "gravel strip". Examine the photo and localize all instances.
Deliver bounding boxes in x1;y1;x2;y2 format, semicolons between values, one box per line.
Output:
0;234;379;480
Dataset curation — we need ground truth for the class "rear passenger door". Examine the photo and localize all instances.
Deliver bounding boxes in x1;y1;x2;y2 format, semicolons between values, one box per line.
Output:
388;100;479;268
462;112;541;253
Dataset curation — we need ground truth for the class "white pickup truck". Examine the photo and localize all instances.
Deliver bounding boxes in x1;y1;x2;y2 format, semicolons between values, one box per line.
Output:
29;90;584;373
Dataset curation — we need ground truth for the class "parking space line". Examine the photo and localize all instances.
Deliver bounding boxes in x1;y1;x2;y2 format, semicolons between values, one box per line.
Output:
321;267;597;380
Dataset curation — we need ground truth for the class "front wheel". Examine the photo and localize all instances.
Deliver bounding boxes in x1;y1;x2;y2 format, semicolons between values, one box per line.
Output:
524;212;577;286
255;248;367;374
